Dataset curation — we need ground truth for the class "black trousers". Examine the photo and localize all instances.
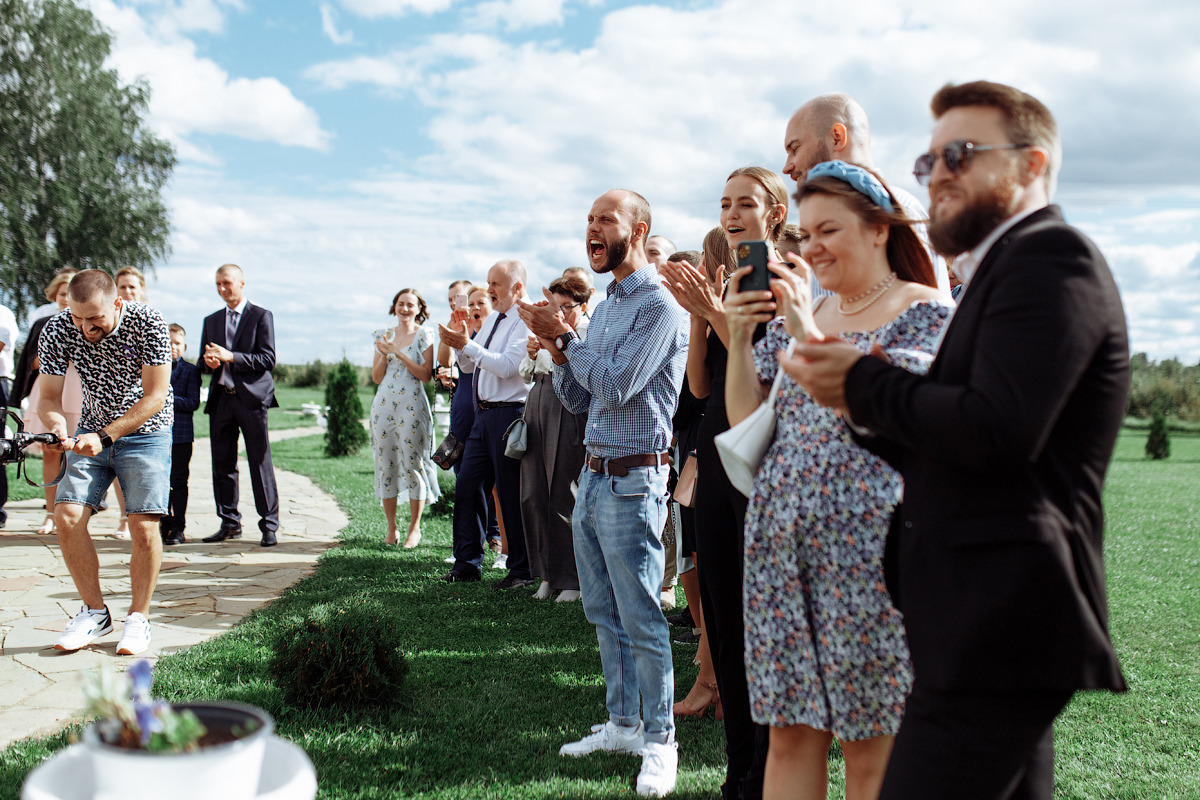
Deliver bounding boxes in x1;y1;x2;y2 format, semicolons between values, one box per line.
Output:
209;391;279;534
165;442;193;530
879;684;1073;800
694;408;768;800
0;377;9;525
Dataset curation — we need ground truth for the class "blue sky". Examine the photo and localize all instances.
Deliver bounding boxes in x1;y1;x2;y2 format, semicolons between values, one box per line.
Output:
84;0;1200;365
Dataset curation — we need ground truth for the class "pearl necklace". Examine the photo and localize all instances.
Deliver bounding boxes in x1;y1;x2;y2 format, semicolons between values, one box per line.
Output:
837;271;897;316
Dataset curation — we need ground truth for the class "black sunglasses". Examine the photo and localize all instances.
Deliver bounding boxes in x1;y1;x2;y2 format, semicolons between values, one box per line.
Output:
913;140;1031;186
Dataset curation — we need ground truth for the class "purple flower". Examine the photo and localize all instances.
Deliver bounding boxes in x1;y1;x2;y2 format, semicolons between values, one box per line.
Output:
128;660;153;700
135;700;168;745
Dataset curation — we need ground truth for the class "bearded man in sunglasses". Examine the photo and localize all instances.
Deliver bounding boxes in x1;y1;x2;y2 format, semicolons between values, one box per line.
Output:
785;81;1129;800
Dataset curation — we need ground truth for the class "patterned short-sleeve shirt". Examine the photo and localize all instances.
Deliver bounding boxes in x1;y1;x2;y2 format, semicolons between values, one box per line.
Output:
38;302;174;434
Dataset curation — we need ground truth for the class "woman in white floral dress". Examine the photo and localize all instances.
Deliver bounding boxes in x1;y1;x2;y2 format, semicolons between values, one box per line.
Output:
370;288;440;547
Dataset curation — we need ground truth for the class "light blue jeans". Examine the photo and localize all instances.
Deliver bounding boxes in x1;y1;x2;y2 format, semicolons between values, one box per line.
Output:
573;463;675;744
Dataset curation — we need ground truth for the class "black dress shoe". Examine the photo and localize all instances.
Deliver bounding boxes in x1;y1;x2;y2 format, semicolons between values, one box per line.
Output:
163;529;187;546
492;575;535;591
441;569;480;583
260;531;278;547
666;607;694;628
202;527;242;543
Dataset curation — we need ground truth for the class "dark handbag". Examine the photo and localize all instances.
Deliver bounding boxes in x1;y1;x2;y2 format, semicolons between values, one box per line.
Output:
672;449;699;508
432;432;465;471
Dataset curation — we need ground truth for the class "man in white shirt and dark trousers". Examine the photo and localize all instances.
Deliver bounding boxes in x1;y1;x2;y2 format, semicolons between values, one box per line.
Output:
0;302;17;528
438;260;534;589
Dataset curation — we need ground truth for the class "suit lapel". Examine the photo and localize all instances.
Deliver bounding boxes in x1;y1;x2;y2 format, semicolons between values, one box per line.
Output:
928;207;1062;378
227;303;252;349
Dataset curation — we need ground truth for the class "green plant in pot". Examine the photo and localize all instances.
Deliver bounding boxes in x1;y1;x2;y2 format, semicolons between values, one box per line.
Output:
79;660;274;800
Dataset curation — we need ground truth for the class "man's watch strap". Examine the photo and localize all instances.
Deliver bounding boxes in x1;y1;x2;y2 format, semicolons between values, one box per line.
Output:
98;430;113;450
554;330;577;353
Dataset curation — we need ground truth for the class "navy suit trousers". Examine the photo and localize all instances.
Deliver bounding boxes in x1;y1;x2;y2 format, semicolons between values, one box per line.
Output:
452;405;528;578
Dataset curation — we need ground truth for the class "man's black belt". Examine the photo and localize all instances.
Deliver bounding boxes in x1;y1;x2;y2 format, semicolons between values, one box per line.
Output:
586;452;669;477
477;399;524;411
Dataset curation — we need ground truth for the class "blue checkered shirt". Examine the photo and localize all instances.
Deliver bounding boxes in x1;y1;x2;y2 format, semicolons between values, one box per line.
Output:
553;265;687;458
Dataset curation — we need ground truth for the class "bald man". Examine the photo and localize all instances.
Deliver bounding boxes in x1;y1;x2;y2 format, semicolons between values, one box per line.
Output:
783;93;951;294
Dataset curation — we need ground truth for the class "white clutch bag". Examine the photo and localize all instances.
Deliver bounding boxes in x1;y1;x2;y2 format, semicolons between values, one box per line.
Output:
715;342;793;497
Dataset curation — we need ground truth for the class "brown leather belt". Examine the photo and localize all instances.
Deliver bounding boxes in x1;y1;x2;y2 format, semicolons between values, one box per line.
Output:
586;452;669;477
477;400;524;411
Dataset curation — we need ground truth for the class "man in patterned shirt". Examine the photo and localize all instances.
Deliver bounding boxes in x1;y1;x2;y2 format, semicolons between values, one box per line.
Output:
518;189;688;798
38;269;173;656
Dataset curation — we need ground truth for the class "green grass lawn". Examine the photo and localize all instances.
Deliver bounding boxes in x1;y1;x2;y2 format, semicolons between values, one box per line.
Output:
1;429;1197;798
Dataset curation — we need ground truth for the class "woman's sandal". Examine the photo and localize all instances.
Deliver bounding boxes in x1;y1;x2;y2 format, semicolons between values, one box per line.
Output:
672;679;720;718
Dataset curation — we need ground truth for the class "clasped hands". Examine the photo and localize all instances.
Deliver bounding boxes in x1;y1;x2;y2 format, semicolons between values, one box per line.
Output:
203;342;233;369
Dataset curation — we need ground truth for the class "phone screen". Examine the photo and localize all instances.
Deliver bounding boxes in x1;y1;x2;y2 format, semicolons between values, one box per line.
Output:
454;294;468;309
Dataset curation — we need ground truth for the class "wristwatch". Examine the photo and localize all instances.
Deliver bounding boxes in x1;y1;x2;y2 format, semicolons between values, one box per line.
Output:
554;331;577;353
98;430;113;450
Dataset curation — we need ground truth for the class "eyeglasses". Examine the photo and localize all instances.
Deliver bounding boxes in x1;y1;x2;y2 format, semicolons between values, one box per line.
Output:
558;302;583;312
913;140;1032;186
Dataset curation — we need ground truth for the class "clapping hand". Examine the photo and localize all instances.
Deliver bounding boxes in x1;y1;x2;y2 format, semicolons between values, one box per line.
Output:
515;289;570;341
771;254;824;342
438;315;469;350
527;335;541;360
659;259;724;321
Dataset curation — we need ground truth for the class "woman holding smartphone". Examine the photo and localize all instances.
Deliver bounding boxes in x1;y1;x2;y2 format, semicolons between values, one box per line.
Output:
659;166;788;800
370;288;440;547
724;161;948;800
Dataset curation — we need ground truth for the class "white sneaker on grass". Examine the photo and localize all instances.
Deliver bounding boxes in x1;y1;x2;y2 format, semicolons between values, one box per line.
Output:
492;552;508;570
636;741;678;797
116;612;152;656
55;605;114;651
559;721;644;757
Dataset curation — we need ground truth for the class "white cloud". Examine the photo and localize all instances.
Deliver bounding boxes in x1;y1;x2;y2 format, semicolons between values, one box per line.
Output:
84;0;332;155
320;3;355;45
337;0;457;17
471;0;567;30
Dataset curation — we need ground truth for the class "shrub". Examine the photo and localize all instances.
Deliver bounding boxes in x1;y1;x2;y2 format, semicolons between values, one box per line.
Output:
1146;407;1171;460
270;599;409;710
292;360;329;388
427;469;456;517
325;359;369;457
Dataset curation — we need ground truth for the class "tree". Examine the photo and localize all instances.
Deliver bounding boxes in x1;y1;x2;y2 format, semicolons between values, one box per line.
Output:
1146;405;1170;460
0;0;174;321
325;359;369;457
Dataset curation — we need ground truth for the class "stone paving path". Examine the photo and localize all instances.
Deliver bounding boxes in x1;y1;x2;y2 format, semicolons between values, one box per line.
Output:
0;426;347;749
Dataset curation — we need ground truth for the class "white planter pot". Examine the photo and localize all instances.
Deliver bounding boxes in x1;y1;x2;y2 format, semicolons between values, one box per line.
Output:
82;702;274;800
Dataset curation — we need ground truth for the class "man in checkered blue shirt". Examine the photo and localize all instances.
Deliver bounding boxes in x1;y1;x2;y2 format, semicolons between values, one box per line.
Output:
518;189;687;797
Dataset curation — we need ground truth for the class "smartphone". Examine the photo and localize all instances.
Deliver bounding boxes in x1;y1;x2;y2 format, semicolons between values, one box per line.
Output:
454;293;468;310
736;240;771;293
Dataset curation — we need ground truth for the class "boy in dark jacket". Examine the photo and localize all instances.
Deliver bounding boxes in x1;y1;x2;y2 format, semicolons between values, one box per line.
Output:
162;323;202;544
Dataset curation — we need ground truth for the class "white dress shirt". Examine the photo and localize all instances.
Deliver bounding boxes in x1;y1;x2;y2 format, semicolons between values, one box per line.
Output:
457;305;531;403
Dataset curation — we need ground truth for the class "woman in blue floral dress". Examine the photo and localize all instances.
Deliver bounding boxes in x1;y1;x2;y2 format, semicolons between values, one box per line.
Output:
371;288;440;548
724;161;951;800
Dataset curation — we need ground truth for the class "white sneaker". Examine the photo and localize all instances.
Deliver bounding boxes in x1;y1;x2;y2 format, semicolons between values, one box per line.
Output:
116;612;152;655
55;605;114;651
636;741;678;797
492;552;508;570
443;555;456;564
559;721;644;757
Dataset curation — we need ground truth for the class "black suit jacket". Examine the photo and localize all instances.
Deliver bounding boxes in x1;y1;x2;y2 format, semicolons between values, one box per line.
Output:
199;302;279;413
844;206;1128;694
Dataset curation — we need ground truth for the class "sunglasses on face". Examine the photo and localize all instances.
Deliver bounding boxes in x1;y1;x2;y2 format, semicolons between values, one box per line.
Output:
913;140;1032;186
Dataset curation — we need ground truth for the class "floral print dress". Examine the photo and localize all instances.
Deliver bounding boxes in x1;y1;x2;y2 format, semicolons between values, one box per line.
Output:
369;326;441;504
742;300;951;740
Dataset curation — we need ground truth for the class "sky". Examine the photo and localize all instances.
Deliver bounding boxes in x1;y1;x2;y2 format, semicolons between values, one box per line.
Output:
78;0;1200;366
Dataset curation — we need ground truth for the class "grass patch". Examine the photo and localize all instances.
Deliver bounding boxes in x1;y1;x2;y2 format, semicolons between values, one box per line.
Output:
2;430;1197;798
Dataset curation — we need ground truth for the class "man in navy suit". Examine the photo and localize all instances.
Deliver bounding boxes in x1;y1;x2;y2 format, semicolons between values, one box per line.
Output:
199;264;281;547
786;82;1129;799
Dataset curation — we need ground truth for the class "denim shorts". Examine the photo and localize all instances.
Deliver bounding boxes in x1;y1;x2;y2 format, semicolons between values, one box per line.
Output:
55;429;172;514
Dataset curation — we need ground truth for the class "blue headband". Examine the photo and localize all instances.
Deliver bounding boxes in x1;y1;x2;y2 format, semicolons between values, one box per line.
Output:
805;160;895;213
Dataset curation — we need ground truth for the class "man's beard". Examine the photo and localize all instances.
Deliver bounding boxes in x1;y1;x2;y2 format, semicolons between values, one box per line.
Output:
593;233;631;275
928;177;1018;258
